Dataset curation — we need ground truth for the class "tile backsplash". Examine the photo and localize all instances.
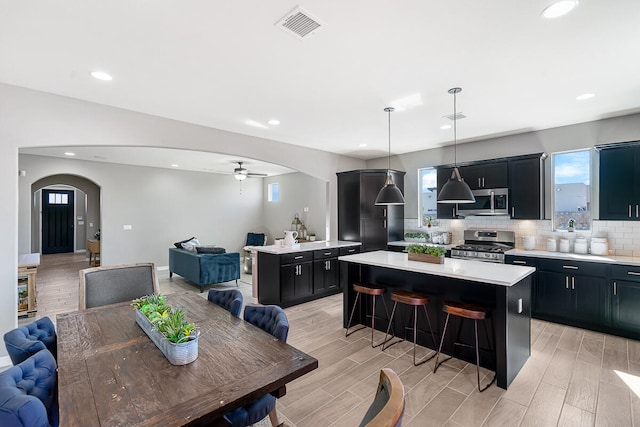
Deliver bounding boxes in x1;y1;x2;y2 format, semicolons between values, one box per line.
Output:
404;217;640;257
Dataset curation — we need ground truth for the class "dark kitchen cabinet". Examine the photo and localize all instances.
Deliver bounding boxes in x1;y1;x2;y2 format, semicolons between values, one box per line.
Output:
337;170;404;252
459;161;507;190
600;144;640;220
535;259;606;326
505;255;539;311
508;154;545;219
313;248;339;294
611;265;640;334
279;253;312;303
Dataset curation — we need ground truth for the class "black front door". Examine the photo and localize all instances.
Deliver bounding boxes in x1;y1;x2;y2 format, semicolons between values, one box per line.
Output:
42;189;74;254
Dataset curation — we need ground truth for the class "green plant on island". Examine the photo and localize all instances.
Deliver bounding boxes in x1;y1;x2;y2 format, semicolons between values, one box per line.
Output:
406;244;446;257
132;294;197;343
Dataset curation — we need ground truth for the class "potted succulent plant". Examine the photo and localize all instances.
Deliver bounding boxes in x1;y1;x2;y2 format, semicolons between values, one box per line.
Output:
309;232;316;241
404;232;429;243
568;218;575;232
406;244;446;264
132;294;199;365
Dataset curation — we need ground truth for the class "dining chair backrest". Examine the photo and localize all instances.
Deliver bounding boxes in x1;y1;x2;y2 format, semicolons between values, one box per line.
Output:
79;263;159;309
3;316;56;365
359;368;405;427
243;305;289;342
0;349;59;427
207;289;243;317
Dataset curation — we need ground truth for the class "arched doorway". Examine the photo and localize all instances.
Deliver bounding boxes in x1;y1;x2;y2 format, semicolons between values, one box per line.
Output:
31;174;101;255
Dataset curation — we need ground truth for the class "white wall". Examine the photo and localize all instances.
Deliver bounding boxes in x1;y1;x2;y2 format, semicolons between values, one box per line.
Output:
19;154;264;265
1;83;365;356
262;172;328;242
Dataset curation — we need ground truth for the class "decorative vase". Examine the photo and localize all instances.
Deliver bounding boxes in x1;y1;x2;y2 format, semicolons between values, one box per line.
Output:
408;253;445;264
135;309;198;365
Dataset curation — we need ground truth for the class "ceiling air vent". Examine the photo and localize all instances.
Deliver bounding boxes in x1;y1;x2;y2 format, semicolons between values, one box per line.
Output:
276;6;322;40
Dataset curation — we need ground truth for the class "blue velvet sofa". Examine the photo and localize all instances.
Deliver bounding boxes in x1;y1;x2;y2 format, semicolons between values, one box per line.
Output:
169;248;240;292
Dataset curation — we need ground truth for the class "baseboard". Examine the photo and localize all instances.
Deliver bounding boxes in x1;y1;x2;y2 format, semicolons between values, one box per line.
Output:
157;265;169;271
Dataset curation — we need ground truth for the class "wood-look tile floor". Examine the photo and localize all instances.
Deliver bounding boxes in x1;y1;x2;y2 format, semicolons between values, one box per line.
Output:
30;253;640;426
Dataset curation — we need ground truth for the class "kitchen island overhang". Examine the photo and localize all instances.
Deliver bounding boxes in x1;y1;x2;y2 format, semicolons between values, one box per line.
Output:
339;250;536;389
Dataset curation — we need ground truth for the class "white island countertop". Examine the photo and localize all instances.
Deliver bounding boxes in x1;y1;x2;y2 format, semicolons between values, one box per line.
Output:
252;240;361;255
339;250;535;287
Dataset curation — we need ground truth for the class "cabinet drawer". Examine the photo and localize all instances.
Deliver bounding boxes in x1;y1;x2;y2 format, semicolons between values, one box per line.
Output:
339;246;361;256
505;255;538;267
280;251;312;265
313;248;339;260
611;265;640;281
538;258;607;277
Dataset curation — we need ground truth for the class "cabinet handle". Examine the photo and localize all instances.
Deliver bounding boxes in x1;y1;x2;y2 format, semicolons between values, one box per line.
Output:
324;252;332;256
453;207;456;217
482;177;485;187
512;207;515;217
347;249;355;253
565;276;569;289
637;205;639;218
630;204;633;218
614;281;617;296
383;208;387;217
478;178;482;188
383;220;387;228
628;271;640;276
294;256;303;260
513;260;526;265
571;276;575;290
562;265;578;270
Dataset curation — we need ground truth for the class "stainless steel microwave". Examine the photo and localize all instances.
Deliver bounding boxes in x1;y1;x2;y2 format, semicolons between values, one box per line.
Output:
456;188;509;216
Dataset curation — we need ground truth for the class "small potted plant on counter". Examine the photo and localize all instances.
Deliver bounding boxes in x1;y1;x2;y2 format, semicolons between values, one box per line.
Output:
309;232;316;241
568;218;575;232
404;232;429;243
406;244;446;264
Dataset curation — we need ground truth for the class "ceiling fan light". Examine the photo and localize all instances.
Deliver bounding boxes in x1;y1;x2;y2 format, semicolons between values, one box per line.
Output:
234;173;247;181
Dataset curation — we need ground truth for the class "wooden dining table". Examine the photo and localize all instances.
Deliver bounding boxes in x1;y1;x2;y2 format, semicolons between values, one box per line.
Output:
56;292;318;426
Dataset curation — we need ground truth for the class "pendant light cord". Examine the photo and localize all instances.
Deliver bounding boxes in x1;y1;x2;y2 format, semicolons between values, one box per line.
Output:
453;90;457;167
388;108;391;172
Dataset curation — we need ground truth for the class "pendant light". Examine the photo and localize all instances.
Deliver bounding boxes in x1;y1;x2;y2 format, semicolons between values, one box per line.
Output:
437;87;475;204
375;107;405;205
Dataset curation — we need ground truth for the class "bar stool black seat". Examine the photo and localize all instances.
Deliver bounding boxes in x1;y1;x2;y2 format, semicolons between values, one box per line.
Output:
433;301;496;392
382;289;437;366
345;283;393;348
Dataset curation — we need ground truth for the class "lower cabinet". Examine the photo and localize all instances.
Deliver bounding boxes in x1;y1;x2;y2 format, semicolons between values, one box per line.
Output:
611;265;640;334
313;248;339;294
281;261;312;303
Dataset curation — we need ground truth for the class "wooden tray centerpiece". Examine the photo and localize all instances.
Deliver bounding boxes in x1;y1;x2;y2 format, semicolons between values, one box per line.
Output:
406;244;446;264
132;294;199;365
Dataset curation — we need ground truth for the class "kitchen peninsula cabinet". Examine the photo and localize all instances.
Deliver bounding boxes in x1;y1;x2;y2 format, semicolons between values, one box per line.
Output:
257;241;360;308
337;170;404;252
600;144;640;220
611;264;640;333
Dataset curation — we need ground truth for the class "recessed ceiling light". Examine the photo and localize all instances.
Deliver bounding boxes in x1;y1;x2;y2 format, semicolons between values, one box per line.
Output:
576;93;595;100
245;119;268;129
542;1;578;19
268;119;280;126
91;71;113;81
359;143;368;148
64;152;76;156
440;124;452;130
171;164;179;168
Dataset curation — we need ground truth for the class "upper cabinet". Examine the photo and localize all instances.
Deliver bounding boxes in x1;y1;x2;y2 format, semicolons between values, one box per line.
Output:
508;154;545;219
337;170;405;252
600;144;640;220
459;162;508;190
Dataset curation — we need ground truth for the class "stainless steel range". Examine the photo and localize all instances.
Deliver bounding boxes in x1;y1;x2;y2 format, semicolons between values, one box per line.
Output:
450;230;515;263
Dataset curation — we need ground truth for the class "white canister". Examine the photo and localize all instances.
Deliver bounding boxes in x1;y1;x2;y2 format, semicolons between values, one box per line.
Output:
547;238;557;252
574;238;588;254
591;238;609;255
559;238;570;253
523;236;536;250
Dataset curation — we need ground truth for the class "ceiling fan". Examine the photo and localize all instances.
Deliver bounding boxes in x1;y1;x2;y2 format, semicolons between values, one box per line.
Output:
233;162;267;181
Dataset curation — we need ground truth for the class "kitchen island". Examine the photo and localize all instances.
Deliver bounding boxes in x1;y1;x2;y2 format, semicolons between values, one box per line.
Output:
339;250;535;389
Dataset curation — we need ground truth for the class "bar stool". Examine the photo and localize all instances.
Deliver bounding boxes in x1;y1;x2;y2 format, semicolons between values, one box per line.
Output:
382;290;437;366
345;283;393;347
433;301;496;392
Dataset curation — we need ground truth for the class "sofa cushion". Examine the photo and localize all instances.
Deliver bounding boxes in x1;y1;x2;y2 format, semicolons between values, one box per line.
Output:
174;236;195;248
196;246;226;254
246;233;266;246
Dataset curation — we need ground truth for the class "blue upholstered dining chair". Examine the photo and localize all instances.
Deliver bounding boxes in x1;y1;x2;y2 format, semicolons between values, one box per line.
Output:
3;316;57;365
207;289;243;317
223;305;290;427
359;368;405;427
0;349;59;427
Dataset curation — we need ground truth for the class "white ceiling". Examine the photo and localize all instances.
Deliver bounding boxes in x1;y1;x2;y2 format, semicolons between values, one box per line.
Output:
3;0;640;164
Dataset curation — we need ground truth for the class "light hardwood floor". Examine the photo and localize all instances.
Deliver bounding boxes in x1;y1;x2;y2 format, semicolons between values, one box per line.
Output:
27;253;640;426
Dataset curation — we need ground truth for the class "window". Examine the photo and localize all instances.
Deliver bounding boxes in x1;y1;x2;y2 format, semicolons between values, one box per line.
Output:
418;168;438;227
268;183;280;202
553;149;591;230
48;192;69;205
